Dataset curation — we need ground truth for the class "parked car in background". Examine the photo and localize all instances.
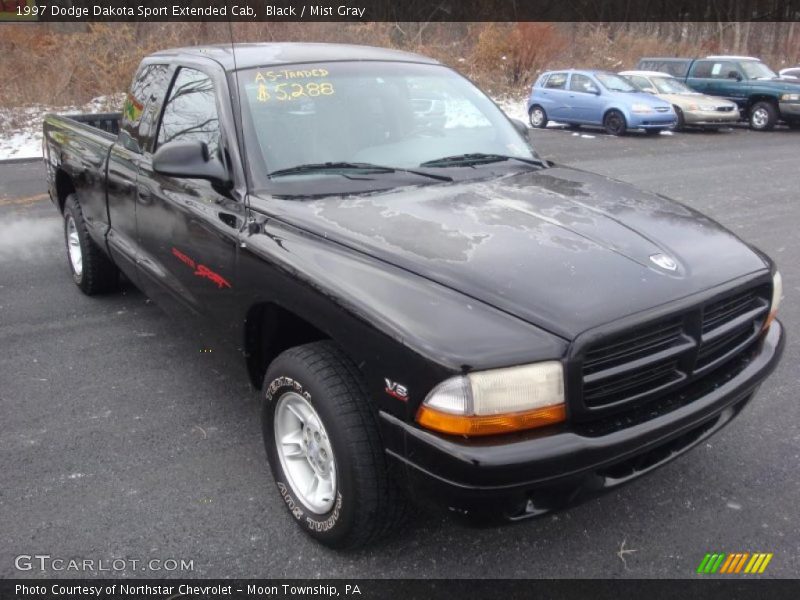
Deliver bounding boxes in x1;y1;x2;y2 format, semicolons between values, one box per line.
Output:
619;70;739;130
779;66;800;80
636;56;800;130
527;69;676;136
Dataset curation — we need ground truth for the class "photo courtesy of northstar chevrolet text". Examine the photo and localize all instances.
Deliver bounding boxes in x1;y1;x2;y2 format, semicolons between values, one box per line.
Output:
0;0;796;592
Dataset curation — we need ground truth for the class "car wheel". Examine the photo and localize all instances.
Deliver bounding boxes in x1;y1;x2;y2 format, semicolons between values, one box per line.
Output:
63;194;119;295
262;341;408;549
672;106;685;131
749;101;777;131
528;105;548;128
603;110;627;136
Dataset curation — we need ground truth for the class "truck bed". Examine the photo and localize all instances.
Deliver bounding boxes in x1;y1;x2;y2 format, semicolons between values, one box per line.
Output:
52;112;122;137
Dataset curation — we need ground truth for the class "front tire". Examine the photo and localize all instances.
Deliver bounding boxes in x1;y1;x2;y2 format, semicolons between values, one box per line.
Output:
261;341;407;549
603;110;627;136
63;194;118;295
673;106;685;131
749;101;777;131
528;105;548;128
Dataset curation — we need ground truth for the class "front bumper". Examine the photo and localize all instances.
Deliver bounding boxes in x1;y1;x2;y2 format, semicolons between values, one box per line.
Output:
779;101;800;121
627;112;676;129
382;321;783;518
683;109;740;126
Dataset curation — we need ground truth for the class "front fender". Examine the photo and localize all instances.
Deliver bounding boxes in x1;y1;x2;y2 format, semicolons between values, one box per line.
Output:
237;216;568;419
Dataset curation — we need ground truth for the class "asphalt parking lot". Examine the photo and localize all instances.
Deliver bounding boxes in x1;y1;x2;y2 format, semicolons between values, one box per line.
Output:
0;124;797;578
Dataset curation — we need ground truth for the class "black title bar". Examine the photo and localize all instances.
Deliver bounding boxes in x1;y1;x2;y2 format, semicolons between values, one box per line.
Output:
2;0;800;22
2;579;800;600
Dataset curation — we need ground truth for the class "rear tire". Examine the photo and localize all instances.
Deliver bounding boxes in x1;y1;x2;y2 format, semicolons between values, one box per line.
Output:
748;101;777;131
261;341;408;549
528;105;548;129
603;110;627;136
63;194;118;295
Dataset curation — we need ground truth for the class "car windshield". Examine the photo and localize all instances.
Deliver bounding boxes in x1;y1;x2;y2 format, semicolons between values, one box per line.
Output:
650;76;694;94
740;61;778;79
595;72;637;92
237;61;536;190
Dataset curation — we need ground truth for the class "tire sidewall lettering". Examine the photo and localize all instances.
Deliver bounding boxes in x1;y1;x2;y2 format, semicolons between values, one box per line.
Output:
266;376;345;535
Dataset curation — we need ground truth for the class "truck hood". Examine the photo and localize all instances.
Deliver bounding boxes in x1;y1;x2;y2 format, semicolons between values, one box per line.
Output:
747;77;800;90
258;166;768;339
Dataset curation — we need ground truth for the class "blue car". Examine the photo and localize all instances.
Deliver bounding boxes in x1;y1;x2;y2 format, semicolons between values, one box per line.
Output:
527;69;677;135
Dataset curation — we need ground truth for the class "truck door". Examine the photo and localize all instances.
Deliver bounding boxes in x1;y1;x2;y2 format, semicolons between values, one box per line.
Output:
106;63;171;287
703;60;743;103
135;65;244;339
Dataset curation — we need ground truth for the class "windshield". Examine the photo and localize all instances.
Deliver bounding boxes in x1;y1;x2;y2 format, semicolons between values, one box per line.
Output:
740;61;778;79
595;72;637;92
650;76;694;94
237;61;535;190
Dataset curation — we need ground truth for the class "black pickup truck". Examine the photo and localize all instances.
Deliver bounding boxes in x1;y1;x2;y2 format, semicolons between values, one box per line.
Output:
44;43;784;549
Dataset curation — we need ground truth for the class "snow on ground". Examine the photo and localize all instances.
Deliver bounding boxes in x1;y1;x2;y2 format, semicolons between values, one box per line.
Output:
0;94;124;160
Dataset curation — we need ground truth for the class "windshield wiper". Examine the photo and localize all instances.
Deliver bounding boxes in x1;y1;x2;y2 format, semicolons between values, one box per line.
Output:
420;153;545;168
269;162;452;182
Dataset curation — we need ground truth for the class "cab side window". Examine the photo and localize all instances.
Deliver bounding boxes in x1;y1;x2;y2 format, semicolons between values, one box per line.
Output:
157;68;220;156
568;74;598;93
710;61;740;79
544;73;568;89
691;61;714;78
120;64;171;153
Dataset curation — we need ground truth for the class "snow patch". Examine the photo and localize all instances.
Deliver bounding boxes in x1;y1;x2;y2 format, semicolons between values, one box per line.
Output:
0;94;124;160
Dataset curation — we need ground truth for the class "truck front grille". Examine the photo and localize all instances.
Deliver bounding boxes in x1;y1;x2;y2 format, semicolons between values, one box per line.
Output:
576;282;770;414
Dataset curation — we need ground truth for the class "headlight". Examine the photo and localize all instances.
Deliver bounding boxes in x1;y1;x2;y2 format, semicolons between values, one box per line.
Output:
686;104;700;111
631;103;654;113
700;104;717;111
416;362;566;436
763;270;783;331
781;93;800;101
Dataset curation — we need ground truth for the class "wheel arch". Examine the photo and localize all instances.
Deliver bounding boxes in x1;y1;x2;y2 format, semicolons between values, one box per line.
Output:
603;106;628;121
243;302;332;389
747;95;779;110
55;169;76;214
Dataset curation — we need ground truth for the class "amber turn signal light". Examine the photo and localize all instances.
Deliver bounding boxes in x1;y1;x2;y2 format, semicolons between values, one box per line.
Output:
416;404;566;437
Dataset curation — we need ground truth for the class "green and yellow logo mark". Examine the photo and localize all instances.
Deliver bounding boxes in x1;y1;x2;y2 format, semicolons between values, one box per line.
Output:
697;552;773;574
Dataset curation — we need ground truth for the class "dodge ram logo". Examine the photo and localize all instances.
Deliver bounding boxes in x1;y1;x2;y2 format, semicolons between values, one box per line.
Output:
650;253;678;271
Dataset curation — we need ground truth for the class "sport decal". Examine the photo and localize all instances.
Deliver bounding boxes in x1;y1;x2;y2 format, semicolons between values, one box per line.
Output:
171;247;232;290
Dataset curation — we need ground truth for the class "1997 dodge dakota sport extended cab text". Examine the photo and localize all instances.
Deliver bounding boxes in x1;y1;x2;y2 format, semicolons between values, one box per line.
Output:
44;43;784;549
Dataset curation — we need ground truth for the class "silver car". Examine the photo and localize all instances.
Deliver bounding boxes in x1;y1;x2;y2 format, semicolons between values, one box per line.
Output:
620;70;740;130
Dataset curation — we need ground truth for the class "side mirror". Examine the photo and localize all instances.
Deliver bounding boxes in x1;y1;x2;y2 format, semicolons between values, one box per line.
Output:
511;118;529;136
153;140;231;188
727;71;742;81
644;87;657;94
